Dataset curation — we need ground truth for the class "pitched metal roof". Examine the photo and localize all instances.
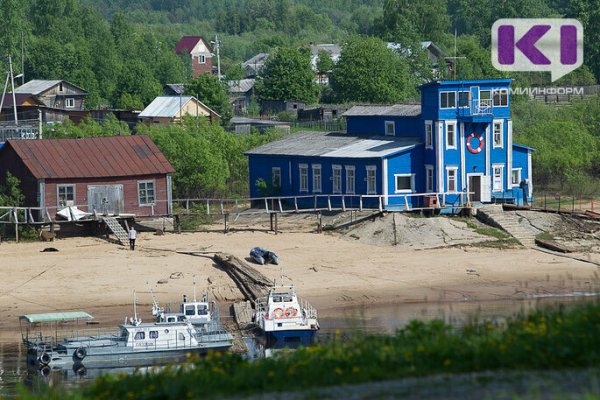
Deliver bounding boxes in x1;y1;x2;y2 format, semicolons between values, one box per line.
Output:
243;53;269;68
310;44;342;57
245;131;420;159
164;83;185;95
0;93;42;107
13;80;88;95
139;96;220;118
175;36;209;54
343;104;422;117
227;79;255;93
20;311;94;323
4;135;175;179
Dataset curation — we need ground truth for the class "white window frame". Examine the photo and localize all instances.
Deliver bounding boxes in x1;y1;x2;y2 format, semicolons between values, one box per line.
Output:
394;173;415;194
366;165;377;194
198;54;206;64
385;121;395;136
65;98;75;108
458;91;470;108
312;164;322;193
425;165;434;192
332;165;342;194
345;166;355;194
445;121;457;150
425;121;433;149
493;120;504;148
440;91;456;109
272;167;281;188
138;180;156;206
299;164;308;193
511;168;522;187
493;89;509;107
57;184;76;207
492;164;504;192
446;166;458;193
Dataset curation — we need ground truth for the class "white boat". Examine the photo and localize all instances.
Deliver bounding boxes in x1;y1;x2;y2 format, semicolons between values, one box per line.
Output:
254;283;319;344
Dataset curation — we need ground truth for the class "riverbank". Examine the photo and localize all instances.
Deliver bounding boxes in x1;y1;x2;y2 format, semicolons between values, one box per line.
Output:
0;230;598;340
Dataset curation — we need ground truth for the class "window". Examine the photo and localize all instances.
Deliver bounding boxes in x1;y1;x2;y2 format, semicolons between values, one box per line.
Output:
493;164;504;191
57;184;75;207
272;167;281;188
138;180;156;205
366;166;377;194
394;174;414;193
385;121;395;136
345;166;355;194
480;90;491;101
458;91;470;107
446;167;458;193
299;164;308;192
149;331;159;339
440;91;456;109
65;98;75;108
493;121;503;148
134;332;145;340
185;305;196;316
512;168;522;186
446;122;457;149
425;165;434;192
178;333;186;341
312;164;322;193
59;82;64;92
332;165;342;194
198;54;206;64
425;121;433;149
493;89;508;106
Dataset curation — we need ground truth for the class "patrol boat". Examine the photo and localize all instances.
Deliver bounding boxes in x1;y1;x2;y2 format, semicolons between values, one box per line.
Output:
254;273;319;344
21;294;233;370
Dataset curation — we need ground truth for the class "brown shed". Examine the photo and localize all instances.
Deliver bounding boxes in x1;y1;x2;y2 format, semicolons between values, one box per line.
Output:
0;135;175;217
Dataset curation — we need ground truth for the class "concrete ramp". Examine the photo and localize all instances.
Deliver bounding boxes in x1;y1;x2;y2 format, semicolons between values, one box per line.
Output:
476;205;537;247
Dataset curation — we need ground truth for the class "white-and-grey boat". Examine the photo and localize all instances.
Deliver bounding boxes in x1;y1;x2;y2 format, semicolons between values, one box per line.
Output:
21;295;233;370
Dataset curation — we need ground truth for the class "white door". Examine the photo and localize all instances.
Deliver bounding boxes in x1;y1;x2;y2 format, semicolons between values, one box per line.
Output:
480;176;492;202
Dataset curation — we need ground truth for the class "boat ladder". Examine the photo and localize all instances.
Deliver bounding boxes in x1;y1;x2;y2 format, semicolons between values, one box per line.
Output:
103;217;128;245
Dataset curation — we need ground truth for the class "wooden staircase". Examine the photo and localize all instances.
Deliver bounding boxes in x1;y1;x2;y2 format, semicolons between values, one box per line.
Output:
102;217;128;245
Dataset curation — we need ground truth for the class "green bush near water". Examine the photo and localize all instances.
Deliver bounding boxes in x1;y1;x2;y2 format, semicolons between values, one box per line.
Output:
21;301;600;399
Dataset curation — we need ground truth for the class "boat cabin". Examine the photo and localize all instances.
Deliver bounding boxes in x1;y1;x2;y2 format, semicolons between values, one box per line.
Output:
118;321;199;348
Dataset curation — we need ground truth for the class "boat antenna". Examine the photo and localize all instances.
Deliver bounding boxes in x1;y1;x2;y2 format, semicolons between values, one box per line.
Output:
131;290;141;325
193;275;197;302
147;281;162;316
279;265;284;286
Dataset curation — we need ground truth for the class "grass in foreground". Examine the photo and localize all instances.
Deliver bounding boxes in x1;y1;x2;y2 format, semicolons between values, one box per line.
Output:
19;301;600;400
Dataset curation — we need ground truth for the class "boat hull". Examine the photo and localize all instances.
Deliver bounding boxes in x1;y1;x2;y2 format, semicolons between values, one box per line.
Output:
266;328;317;345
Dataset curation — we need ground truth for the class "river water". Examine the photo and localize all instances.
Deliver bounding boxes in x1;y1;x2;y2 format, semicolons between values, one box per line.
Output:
0;295;596;397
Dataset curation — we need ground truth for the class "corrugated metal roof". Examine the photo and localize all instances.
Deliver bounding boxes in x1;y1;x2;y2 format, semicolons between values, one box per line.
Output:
139;96;220;119
5;135;175;179
13;80;62;95
164;83;185;95
227;79;255;93
243;53;269;68
343;104;422;117
20;311;94;323
246;131;420;159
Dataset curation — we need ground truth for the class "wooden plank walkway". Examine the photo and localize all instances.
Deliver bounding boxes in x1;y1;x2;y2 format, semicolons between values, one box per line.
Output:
233;301;254;329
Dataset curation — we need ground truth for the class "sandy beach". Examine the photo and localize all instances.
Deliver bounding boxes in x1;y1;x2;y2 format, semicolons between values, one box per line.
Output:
1;228;598;341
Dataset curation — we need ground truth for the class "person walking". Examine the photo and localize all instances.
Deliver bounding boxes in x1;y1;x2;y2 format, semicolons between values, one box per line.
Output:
128;226;137;250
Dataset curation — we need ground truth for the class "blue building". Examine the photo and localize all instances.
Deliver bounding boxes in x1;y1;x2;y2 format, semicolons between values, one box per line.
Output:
246;79;533;211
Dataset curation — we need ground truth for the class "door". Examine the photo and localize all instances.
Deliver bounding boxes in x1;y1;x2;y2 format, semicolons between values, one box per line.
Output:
468;175;481;202
480;176;492;202
87;185;124;215
470;86;478;113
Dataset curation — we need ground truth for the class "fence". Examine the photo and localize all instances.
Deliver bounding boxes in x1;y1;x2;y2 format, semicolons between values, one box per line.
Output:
292;119;346;132
532;194;600;213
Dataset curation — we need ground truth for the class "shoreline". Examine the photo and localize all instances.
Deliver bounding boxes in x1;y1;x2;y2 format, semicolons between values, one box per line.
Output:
1;231;599;341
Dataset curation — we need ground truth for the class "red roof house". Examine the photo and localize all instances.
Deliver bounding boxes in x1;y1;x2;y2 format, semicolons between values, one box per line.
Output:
175;36;213;78
0;135;175;216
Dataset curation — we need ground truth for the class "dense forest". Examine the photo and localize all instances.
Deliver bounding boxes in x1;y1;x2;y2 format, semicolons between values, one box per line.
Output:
1;0;600;195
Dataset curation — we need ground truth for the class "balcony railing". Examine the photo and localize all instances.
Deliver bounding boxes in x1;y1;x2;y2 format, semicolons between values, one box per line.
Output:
458;99;493;118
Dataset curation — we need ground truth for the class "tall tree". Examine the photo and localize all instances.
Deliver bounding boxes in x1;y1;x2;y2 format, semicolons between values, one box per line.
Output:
185;74;233;124
255;47;319;103
331;36;416;103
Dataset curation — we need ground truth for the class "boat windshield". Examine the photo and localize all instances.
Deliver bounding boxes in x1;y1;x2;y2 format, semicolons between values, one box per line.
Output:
271;295;293;302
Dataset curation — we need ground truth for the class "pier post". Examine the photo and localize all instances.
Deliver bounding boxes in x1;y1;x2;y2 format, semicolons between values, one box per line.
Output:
224;213;229;233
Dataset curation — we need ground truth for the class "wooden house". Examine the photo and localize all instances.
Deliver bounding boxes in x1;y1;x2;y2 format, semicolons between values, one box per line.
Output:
138;96;220;125
0;135;175;217
12;80;88;111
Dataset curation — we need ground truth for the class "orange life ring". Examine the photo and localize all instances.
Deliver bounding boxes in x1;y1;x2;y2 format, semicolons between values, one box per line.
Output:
273;308;284;319
466;133;484;154
285;307;298;318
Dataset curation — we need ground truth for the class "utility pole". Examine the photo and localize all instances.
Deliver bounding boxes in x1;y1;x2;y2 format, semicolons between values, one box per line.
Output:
8;56;18;125
21;31;25;85
212;35;222;80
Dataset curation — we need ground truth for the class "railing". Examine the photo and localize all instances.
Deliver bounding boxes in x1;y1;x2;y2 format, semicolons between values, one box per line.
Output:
458;99;493;117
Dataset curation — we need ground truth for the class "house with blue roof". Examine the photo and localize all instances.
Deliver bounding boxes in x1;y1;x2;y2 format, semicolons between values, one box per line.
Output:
245;79;533;211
